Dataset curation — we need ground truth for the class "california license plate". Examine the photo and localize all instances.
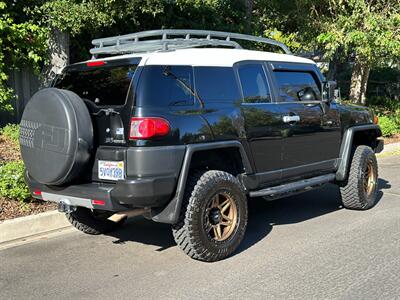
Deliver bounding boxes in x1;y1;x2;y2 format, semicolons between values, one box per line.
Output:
98;161;125;181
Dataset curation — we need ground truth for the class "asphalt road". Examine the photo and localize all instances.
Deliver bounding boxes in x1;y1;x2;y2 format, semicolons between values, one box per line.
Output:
1;155;399;299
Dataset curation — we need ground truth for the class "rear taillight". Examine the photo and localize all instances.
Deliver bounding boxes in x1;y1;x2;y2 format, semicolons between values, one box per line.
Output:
129;117;170;140
33;189;42;197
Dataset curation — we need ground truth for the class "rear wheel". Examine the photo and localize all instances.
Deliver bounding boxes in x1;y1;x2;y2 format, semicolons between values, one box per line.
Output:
172;170;248;262
339;145;379;210
66;207;125;235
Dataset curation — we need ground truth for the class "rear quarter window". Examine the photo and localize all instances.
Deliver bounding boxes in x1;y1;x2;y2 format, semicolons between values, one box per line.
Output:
136;65;194;107
194;67;241;102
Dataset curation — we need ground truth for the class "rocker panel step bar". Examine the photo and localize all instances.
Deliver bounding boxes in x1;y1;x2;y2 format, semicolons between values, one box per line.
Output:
249;174;336;198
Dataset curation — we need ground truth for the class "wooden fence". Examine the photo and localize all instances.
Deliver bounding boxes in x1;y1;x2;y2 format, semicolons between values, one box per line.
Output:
0;68;40;127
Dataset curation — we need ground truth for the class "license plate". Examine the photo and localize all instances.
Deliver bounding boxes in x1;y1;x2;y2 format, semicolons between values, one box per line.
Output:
98;160;125;181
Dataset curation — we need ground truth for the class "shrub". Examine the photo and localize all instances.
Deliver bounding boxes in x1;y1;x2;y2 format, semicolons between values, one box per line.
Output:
392;109;400;125
368;96;400;111
0;161;30;201
0;123;20;144
378;115;400;137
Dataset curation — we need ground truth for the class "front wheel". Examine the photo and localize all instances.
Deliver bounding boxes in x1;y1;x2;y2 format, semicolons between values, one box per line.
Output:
339;145;379;210
172;170;248;262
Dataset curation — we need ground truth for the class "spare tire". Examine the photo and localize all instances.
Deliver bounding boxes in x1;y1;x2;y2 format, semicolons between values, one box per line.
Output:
20;88;93;186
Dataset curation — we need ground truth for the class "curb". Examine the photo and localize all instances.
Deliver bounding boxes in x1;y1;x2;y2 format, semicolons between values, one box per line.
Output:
0;210;71;244
382;142;400;153
377;142;400;157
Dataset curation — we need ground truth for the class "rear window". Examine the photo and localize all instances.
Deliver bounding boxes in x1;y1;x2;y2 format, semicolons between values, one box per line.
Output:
194;67;241;102
136;65;194;107
54;64;138;106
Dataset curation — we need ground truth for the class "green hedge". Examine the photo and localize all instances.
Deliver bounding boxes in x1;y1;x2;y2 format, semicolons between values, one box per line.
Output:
378;113;400;137
0;123;20;143
0;124;30;202
0;161;31;201
368;97;400;137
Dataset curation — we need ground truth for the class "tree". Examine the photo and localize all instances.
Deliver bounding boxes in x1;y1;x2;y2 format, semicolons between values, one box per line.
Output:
250;0;316;52
316;0;400;104
32;0;247;63
0;1;48;111
28;0;167;84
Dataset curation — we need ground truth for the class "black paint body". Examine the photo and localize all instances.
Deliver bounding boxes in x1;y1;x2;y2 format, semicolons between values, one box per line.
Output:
25;57;382;224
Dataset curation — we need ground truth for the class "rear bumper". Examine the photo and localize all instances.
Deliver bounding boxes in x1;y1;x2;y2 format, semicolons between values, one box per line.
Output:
26;172;177;211
25;145;186;211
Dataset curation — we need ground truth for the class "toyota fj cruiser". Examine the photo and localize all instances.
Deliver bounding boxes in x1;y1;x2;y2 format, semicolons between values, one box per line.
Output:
20;30;383;262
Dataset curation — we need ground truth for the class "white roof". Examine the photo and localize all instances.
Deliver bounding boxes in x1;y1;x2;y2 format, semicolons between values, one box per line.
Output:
87;48;315;67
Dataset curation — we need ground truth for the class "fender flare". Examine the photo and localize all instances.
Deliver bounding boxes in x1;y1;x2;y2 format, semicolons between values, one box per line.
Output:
336;124;382;181
151;141;252;224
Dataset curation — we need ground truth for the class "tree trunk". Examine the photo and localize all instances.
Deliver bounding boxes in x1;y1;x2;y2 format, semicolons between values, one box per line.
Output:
349;56;370;105
327;51;340;81
245;0;253;33
360;65;370;105
40;29;70;88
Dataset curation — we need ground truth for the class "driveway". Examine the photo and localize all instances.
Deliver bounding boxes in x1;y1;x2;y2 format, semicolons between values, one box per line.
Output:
1;155;399;299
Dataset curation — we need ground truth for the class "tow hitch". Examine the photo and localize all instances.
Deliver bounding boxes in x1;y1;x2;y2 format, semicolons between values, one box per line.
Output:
57;200;77;213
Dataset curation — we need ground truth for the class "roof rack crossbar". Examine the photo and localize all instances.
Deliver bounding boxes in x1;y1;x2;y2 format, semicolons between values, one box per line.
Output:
90;29;291;56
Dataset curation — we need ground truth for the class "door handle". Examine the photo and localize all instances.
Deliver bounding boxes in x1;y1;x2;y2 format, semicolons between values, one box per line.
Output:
283;115;300;123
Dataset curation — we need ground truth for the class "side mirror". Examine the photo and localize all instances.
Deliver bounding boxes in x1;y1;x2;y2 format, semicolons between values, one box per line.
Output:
322;80;337;103
297;87;317;101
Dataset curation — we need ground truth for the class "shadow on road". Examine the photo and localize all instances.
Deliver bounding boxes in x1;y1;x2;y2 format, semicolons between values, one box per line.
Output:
235;184;343;255
374;178;391;207
105;177;391;257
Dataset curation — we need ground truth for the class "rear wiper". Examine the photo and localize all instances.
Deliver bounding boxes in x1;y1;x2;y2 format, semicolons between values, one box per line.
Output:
52;73;65;87
163;67;204;108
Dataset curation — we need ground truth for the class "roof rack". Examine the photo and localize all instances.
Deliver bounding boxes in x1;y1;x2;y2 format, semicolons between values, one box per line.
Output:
90;29;291;57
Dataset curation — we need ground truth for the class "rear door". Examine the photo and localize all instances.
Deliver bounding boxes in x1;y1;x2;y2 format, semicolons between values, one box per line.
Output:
54;58;141;182
236;61;283;183
268;62;341;180
54;58;141;147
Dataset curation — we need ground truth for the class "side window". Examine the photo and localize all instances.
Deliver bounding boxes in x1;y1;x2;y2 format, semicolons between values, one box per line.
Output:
194;67;241;102
237;63;271;103
136;65;194;106
274;71;321;102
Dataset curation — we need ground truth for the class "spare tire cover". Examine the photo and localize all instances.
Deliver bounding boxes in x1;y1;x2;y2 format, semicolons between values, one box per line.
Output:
20;88;93;185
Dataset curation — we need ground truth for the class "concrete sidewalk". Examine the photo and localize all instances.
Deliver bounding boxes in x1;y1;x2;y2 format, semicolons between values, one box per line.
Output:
0;210;70;245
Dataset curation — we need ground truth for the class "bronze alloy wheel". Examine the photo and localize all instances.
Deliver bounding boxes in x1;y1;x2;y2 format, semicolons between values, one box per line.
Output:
364;159;377;197
172;170;248;261
340;145;379;210
205;192;238;242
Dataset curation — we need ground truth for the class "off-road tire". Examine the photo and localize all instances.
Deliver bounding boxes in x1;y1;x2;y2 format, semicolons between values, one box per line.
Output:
66;207;125;235
172;170;248;262
340;145;379;210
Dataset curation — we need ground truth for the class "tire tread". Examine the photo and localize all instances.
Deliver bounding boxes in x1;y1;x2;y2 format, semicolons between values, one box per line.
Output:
172;170;247;262
340;145;378;210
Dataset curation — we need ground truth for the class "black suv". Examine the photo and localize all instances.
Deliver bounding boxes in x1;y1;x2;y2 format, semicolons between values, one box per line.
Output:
20;30;383;262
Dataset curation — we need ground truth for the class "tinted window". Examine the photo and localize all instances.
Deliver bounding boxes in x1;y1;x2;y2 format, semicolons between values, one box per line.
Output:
274;71;321;102
55;65;137;106
238;63;271;103
137;65;194;106
194;67;241;102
